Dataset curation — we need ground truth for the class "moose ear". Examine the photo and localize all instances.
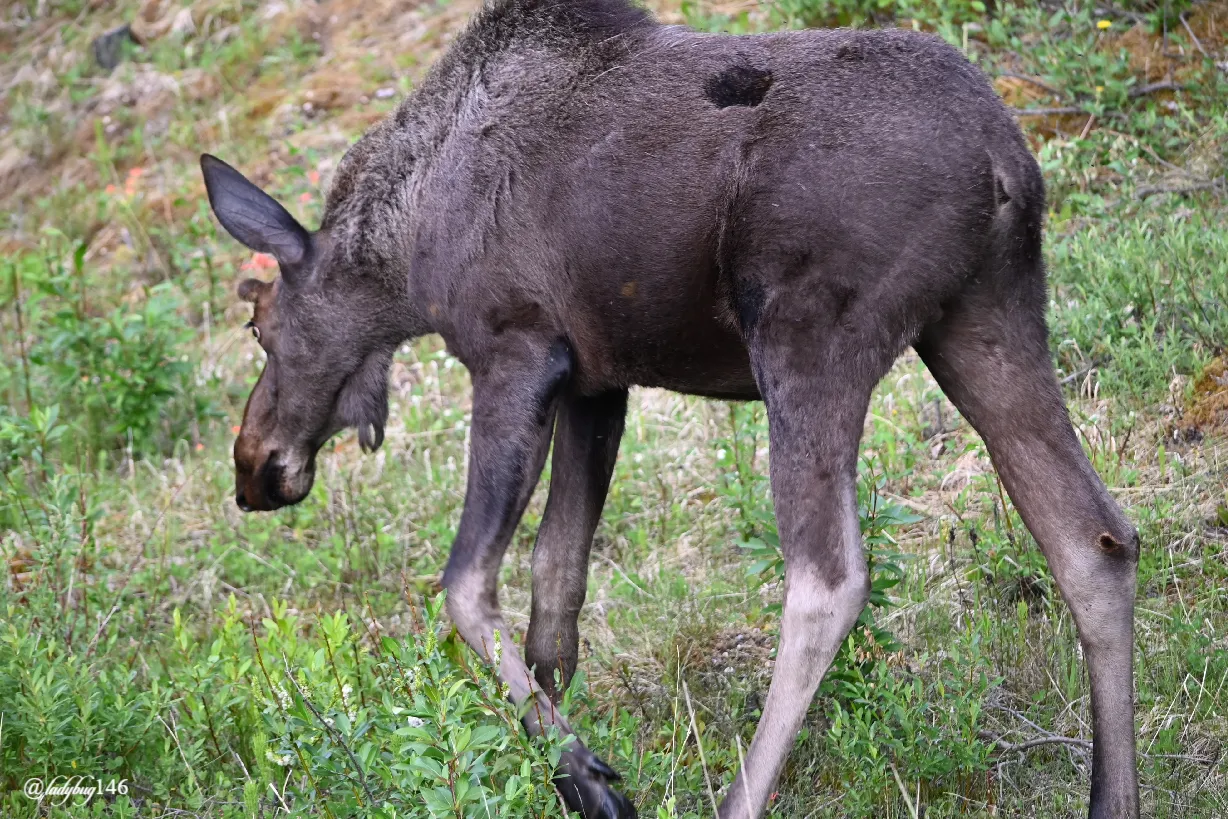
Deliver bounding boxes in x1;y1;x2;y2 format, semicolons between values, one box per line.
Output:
237;278;272;303
200;154;310;269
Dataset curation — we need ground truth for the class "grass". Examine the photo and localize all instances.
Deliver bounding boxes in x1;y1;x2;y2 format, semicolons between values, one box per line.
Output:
1;0;1227;816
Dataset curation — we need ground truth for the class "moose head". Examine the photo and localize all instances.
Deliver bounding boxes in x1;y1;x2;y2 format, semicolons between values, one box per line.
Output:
201;155;411;511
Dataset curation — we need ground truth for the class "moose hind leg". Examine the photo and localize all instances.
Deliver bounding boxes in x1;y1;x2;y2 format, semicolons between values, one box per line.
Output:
917;289;1139;819
440;340;633;819
526;389;628;700
718;333;897;819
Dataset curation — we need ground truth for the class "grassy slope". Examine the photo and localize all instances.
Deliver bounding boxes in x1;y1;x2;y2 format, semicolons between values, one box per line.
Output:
1;0;1227;817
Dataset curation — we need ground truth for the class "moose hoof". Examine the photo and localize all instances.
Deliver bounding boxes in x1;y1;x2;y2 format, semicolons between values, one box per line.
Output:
557;746;636;818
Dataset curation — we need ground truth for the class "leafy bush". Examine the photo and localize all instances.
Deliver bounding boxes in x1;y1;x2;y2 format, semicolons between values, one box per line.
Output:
239;595;565;818
2;245;215;461
0;578;569;817
820;640;996;813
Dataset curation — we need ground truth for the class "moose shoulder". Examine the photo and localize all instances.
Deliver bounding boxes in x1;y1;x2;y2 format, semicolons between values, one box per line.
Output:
201;1;1141;817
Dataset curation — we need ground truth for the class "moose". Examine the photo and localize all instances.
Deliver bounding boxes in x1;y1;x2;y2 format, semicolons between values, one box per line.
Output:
201;0;1140;816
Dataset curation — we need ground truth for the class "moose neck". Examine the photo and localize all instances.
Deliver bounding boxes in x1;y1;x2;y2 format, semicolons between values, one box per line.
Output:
323;0;657;342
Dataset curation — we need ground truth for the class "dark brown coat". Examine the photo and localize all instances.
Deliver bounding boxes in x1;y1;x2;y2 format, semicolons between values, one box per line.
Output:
202;2;1139;816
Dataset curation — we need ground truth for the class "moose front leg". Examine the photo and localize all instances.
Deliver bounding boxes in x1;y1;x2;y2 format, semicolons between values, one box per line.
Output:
526;389;628;700
440;339;634;819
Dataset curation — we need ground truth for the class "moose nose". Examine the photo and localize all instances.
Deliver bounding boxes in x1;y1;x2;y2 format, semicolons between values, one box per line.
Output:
236;488;252;512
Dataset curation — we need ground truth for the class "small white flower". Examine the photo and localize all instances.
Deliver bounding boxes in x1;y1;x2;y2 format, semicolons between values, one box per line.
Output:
406;716;427;728
406;666;424;696
340;683;357;721
265;750;293;767
274;685;292;710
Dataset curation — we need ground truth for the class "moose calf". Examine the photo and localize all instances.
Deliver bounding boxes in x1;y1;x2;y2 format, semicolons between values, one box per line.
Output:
202;0;1140;816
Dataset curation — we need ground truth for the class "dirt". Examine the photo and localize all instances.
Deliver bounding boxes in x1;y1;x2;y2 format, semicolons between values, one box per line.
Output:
1180;356;1228;439
2;0;1223;256
0;0;479;234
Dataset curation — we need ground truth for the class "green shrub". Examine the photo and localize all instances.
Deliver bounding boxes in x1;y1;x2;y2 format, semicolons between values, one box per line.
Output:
239;595;566;818
819;639;997;814
2;246;212;457
0;580;569;817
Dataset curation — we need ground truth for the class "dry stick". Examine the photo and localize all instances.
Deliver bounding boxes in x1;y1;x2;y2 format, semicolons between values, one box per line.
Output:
350;638;370;711
1059;361;1100;386
735;735;753;819
982;732;1092;753
1137;178;1227;200
67;447;91;650
356;595;403;697
8;262;34;413
194;672;226;764
595;552;650;598
1095;2;1147;24
0;469;44;553
1079;113;1097;140
1015;82;1182;120
682;681;720;818
997;72;1065;98
157;713;199;794
1180;13;1210;59
280;652;377;810
993;473;1015;541
889;762;920;819
320;630;349;716
1129;81;1184;98
1015;106;1091;117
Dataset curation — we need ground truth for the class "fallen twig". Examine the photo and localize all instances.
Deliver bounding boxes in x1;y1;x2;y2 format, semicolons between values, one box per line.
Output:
1014;106;1088;117
981;730;1092;754
1060;362;1100;386
981;730;1218;765
1180;13;1210;60
1013;81;1181;121
998;72;1065;99
1130;81;1183;98
1137;178;1226;200
1095;3;1147;24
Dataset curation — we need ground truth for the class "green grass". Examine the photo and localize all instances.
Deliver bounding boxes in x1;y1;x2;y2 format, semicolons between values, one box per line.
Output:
1;0;1227;816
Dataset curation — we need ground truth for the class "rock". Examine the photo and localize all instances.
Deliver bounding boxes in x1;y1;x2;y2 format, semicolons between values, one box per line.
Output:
170;7;196;36
92;24;135;70
130;1;196;43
